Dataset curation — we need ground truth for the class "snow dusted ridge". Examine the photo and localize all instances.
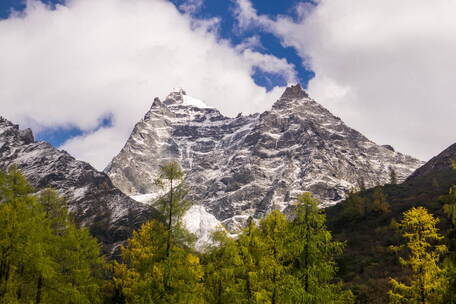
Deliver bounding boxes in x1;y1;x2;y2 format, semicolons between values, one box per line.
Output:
106;84;424;237
0;116;159;255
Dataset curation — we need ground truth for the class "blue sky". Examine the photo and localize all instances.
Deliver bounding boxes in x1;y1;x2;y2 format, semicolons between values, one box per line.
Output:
0;0;313;147
170;0;314;88
1;0;454;168
0;0;65;18
0;0;314;88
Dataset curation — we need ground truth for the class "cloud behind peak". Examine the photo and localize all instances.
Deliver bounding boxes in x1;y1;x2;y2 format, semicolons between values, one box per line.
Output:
0;0;296;169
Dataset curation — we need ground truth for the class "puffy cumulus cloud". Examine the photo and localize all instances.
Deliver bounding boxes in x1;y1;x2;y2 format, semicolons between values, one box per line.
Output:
235;0;456;160
0;0;296;170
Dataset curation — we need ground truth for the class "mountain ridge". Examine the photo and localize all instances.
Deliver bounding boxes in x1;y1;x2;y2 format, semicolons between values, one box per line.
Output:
0;116;159;254
106;84;423;234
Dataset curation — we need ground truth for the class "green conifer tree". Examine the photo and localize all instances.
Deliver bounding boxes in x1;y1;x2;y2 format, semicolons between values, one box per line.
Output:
340;191;366;221
203;194;354;304
288;193;354;303
0;167;53;303
114;161;203;303
0;168;106;304
36;189;105;304
369;187;391;214
389;167;398;185
257;210;294;303
154;162;191;259
114;220;203;304
203;229;244;304
236;217;265;303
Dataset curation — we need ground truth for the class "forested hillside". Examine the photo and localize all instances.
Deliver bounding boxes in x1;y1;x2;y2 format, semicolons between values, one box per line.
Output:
1;158;455;303
326;144;456;303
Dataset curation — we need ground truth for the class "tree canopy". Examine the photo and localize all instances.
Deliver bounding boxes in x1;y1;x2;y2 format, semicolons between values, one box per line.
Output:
0;167;106;304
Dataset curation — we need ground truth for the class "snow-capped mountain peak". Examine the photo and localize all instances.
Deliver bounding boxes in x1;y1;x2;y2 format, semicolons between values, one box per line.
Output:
106;85;423;245
163;88;212;109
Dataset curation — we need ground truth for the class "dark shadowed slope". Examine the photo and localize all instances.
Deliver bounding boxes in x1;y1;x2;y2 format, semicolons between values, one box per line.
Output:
326;142;456;303
0;116;160;255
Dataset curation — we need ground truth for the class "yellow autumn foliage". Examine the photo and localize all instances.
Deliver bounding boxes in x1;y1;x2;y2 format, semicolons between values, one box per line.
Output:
114;220;204;304
389;207;447;304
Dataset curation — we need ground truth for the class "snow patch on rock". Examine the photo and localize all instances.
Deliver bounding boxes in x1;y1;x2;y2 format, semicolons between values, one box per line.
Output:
131;193;161;204
130;192;223;250
182;95;212;109
183;205;223;250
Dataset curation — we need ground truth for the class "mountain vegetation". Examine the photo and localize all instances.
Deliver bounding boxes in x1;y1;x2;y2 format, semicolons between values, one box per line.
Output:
326;145;456;303
2;158;456;303
0;167;106;304
2;94;456;304
112;163;354;303
388;207;447;303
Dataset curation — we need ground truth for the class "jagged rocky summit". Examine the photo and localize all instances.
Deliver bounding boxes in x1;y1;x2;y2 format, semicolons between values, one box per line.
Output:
106;85;423;238
0;116;159;255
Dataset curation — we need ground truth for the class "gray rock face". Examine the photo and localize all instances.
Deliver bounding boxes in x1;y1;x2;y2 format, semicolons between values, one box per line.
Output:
0;116;158;254
106;85;423;232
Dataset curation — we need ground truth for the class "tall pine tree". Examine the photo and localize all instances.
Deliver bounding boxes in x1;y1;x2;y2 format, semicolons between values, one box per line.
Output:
0;167;106;304
340;191;366;221
369;187;391;214
0;167;51;303
114;161;203;303
235;217;265;303
389;167;398;185
288;193;354;304
257;210;294;303
204;193;354;304
203;229;244;304
389;207;447;304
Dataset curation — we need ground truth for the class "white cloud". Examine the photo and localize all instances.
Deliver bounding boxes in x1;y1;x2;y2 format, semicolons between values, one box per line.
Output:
235;0;456;161
234;35;262;52
178;0;204;14
241;49;296;82
0;0;296;170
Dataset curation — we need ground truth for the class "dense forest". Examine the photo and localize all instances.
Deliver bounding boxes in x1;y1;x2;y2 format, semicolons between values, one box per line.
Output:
0;162;455;303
